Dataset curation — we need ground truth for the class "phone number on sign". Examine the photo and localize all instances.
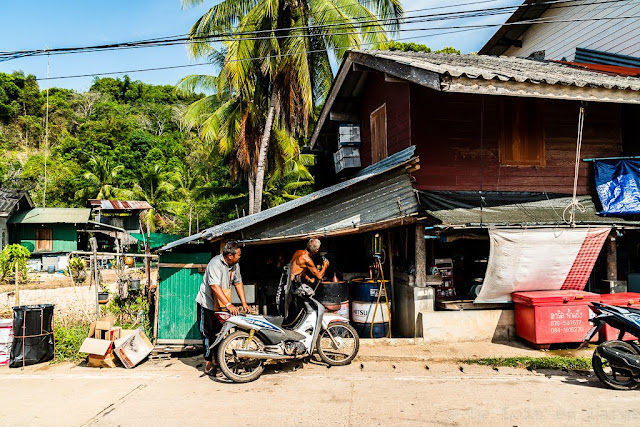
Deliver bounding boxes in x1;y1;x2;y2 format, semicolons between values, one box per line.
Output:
550;326;585;334
550;320;583;327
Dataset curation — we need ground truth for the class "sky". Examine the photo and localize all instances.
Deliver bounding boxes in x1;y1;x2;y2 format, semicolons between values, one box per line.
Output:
0;0;521;92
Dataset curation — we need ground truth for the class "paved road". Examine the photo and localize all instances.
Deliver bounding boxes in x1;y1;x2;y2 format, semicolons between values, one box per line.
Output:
0;357;637;426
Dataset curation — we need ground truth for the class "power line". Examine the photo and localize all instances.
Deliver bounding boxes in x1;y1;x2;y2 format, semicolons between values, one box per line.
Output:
0;0;622;61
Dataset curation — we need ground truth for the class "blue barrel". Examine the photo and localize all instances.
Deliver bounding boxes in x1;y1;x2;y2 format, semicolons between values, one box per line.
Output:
349;280;391;338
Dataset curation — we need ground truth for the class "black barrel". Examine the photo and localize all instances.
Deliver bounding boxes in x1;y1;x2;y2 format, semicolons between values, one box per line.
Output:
315;281;349;318
10;304;55;368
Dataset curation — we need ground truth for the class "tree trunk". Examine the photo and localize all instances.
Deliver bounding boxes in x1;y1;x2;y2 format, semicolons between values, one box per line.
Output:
253;91;278;214
188;204;193;235
248;171;255;215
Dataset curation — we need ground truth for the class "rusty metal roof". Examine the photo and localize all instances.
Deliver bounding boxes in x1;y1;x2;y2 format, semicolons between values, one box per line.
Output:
88;200;152;210
0;189;33;215
158;146;419;251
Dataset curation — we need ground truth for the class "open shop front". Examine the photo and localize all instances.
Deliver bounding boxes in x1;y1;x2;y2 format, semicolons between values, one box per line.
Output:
415;190;640;344
152;148;424;347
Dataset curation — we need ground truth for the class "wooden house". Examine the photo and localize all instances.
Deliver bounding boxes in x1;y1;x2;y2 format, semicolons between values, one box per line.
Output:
0;189;33;252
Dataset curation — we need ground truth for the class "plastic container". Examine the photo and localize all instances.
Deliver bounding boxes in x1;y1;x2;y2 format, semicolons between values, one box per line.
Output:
599;292;640;341
512;290;600;345
129;279;141;291
316;281;349;318
10;304;55;368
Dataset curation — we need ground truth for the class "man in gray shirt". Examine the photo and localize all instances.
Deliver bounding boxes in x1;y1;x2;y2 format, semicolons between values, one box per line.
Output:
196;240;250;375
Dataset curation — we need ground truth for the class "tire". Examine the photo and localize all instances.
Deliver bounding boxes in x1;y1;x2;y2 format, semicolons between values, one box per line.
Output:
316;322;359;366
217;330;266;383
592;340;640;391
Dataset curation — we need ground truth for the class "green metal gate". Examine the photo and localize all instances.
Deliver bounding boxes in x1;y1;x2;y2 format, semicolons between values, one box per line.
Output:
156;252;211;344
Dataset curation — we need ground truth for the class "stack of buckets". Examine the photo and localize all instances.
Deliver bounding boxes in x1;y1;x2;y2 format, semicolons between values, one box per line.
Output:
0;318;12;366
350;279;391;338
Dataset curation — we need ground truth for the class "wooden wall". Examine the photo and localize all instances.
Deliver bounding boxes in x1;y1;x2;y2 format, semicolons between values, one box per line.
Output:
503;0;640;60
410;84;622;194
358;72;411;168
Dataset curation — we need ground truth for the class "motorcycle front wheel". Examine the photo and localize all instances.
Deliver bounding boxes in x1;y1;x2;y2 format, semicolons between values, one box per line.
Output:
217;330;266;383
316;322;359;366
592;340;640;390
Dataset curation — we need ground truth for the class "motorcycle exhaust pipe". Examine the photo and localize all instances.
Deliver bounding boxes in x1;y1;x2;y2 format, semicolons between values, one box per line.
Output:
597;346;640;375
233;349;294;360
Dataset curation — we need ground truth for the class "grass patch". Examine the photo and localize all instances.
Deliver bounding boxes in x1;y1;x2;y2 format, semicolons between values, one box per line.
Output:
54;320;90;362
462;356;592;371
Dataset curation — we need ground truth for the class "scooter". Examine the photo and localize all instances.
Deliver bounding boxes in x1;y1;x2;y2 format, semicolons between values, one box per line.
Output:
210;283;359;383
584;302;640;390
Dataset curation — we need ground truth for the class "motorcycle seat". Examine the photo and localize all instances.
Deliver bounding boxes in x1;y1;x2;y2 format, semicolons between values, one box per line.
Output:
262;315;284;327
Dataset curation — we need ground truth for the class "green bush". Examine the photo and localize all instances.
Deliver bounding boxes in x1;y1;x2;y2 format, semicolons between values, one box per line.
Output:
103;293;152;338
54;320;90;362
0;243;30;282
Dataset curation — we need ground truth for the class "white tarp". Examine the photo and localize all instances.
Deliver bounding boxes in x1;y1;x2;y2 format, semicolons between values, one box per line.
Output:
475;228;610;303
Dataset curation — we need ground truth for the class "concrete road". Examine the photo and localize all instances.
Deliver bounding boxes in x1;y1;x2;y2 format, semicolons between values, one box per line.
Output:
0;357;637;426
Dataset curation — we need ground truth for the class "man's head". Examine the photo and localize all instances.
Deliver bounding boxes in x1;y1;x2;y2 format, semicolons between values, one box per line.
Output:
306;238;321;255
222;240;242;265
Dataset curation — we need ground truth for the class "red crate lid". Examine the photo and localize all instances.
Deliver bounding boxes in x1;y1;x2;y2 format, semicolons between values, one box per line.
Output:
599;292;640;306
512;290;600;306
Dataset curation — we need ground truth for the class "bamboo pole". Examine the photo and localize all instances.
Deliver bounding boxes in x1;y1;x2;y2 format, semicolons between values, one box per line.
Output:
15;262;19;306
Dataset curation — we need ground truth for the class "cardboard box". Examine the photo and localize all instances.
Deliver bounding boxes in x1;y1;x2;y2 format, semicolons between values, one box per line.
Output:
79;338;117;368
106;327;121;341
88;316;116;340
114;330;153;369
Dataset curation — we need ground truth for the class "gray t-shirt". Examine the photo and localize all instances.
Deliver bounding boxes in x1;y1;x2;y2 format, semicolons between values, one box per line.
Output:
195;254;243;310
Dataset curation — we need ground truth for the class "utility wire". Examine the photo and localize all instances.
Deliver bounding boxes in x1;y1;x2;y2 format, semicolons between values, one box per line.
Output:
0;0;623;61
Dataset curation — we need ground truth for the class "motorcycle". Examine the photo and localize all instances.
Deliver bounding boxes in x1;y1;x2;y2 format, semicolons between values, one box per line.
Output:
210;283;359;383
584;302;640;390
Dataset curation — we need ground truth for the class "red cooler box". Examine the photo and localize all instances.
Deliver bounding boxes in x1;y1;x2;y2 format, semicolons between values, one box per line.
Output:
512;290;600;345
599;292;640;341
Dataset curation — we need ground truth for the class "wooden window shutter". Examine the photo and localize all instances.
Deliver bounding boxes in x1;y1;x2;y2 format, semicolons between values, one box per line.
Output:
370;104;388;163
499;98;545;166
36;228;53;252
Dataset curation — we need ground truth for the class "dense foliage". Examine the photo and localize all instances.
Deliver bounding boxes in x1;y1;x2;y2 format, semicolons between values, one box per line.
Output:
0;72;288;234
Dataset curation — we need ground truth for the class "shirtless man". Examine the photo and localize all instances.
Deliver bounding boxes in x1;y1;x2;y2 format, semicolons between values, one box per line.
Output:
290;238;329;284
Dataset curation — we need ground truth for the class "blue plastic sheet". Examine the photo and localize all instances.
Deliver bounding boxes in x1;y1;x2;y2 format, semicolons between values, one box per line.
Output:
594;159;640;215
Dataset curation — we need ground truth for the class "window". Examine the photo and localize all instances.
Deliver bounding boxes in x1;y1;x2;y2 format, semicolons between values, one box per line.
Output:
370;104;388;163
36;228;53;252
499;98;545;166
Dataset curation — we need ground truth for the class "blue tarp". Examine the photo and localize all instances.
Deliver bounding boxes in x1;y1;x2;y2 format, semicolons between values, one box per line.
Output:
594;159;640;215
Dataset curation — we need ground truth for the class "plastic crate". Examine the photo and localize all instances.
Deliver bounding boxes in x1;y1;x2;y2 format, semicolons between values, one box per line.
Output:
333;146;361;173
338;124;361;146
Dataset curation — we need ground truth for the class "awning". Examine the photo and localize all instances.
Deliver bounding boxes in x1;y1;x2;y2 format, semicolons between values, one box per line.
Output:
418;191;640;227
130;233;182;249
158;147;420;251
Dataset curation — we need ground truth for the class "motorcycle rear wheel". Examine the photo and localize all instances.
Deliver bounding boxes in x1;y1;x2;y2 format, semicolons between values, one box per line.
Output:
218;330;266;383
316;322;359;366
592;340;640;390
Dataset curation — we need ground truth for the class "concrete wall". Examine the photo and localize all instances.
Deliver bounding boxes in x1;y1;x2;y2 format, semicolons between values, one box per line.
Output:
393;273;435;337
418;310;515;343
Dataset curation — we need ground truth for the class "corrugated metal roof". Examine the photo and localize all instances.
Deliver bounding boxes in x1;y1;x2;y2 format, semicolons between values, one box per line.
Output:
575;47;640;69
351;50;640;91
422;194;640;227
8;208;91;224
88;200;152;210
158;146;417;251
550;60;640;77
0;189;33;214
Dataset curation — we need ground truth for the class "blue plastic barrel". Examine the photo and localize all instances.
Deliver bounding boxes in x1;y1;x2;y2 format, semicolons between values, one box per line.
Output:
349;280;391;338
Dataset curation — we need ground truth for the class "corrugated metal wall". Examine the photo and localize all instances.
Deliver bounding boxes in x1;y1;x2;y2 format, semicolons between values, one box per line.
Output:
157;251;211;344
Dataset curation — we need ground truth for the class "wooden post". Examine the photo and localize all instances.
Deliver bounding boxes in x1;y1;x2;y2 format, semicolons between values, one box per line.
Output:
15;262;19;306
387;230;395;315
146;218;151;296
606;233;617;281
90;237;99;319
415;223;427;287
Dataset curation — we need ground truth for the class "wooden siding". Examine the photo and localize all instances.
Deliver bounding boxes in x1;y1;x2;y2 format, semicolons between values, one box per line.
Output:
503;0;640;60
11;224;78;253
359;72;411;168
157;252;211;342
410;85;622;194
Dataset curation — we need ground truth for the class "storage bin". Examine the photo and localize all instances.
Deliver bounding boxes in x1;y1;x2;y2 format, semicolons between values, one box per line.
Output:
512;290;600;345
599;292;640;341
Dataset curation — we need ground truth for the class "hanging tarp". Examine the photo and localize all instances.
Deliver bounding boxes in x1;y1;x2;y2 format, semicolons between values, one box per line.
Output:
129;233;181;249
594;159;640;215
475;228;610;303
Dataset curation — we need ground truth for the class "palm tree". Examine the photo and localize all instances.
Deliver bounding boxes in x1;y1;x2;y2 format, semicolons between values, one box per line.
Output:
182;0;403;213
75;155;128;200
169;163;205;234
133;164;175;232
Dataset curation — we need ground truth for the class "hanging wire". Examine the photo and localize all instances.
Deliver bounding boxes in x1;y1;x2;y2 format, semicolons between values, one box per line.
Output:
563;103;587;226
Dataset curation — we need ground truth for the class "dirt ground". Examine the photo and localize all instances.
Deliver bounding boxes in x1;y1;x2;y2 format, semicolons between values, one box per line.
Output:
0;269;157;320
0;357;637;426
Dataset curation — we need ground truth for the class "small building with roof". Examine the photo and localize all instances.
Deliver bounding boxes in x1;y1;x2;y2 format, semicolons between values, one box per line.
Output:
0;189;34;252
